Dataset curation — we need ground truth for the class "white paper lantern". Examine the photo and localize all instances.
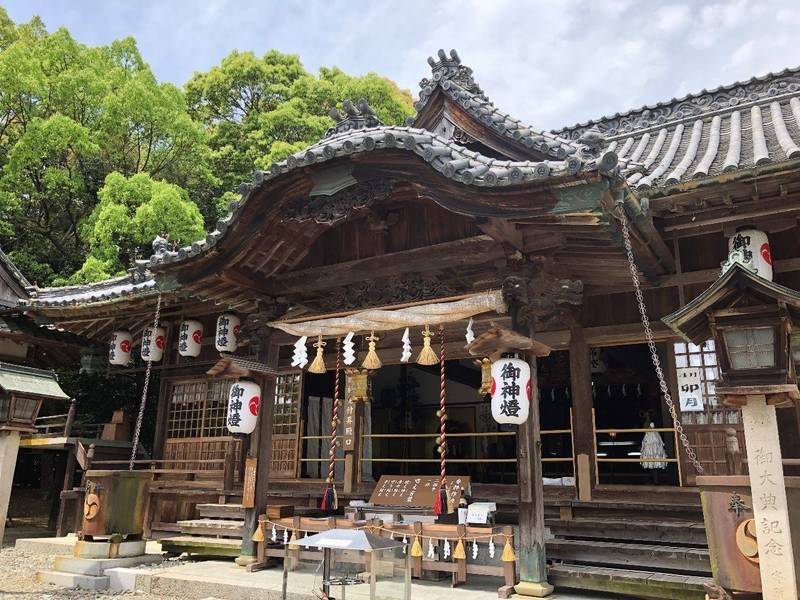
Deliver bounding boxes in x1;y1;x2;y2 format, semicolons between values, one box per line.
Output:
729;228;772;281
227;379;260;435
178;320;204;357
215;313;241;352
140;326;166;362
490;357;531;425
109;330;133;366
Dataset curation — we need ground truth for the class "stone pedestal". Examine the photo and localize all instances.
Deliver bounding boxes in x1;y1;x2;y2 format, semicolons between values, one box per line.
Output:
740;395;798;600
0;430;21;545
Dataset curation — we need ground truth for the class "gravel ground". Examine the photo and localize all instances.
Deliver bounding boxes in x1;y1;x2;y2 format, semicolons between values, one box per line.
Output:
0;546;184;600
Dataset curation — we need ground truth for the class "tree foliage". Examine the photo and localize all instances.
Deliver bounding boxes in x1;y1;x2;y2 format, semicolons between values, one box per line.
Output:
0;9;414;285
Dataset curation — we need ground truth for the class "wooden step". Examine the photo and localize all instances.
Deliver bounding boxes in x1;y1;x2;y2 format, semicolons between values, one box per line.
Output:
197;503;245;520
546;517;708;546
177;518;244;538
547;539;711;575
159;535;242;557
549;563;710;600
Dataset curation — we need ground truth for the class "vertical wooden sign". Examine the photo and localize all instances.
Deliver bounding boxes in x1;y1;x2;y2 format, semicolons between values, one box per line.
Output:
741;395;797;600
342;399;357;451
242;457;258;509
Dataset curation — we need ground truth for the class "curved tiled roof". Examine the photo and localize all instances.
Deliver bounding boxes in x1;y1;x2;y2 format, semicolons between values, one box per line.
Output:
145;124;618;269
22;271;157;308
411;49;586;161
553;67;800;191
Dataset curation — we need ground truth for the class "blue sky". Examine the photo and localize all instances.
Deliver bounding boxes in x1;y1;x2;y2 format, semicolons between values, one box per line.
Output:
5;0;800;130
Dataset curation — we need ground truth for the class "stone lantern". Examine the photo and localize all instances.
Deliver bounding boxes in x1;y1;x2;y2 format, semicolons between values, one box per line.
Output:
663;263;800;599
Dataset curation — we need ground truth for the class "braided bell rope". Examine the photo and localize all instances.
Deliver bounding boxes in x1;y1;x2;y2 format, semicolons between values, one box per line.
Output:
438;326;447;487
327;339;342;484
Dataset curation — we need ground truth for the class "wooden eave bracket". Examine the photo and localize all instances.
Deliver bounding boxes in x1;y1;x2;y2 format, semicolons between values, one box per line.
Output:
466;325;551;361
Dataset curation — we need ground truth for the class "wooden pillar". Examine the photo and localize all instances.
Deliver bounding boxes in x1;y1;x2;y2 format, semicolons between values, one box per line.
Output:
56;442;77;537
238;342;278;563
515;345;553;597
152;377;171;460
64;399;77;437
569;326;595;501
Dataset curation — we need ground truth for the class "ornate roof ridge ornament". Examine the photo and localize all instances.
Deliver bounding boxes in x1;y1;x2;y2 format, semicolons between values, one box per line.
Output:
422;49;487;102
325;99;383;137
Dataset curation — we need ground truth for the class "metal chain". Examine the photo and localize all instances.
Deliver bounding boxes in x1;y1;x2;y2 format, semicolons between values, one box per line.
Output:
129;292;162;471
618;205;704;474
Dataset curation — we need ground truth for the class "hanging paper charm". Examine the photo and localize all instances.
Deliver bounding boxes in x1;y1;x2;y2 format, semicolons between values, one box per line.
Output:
427;537;435;559
489;537;496;559
342;331;356;366
401;328;412;363
472;540;479;560
271;524;277;542
490;356;531;425
465;318;475;344
141;326;166;362
443;538;451;559
226;378;260;435
215;313;241;352
178;320;203;357
291;336;308;368
283;528;289;545
109;330;133;366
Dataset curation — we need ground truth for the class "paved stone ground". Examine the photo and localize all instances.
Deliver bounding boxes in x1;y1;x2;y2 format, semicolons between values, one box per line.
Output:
0;544;182;599
2;529;623;600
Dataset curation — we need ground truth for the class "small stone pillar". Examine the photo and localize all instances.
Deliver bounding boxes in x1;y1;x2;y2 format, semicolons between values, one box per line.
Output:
0;430;21;544
740;395;797;599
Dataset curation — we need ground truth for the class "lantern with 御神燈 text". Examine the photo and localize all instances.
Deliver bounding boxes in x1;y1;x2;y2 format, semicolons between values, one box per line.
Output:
490;355;531;425
178;320;203;357
109;330;133;366
140;326;166;362
215;313;240;353
226;378;260;436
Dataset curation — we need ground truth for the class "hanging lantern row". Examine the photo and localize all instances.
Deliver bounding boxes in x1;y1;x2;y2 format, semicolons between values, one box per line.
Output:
109;313;241;366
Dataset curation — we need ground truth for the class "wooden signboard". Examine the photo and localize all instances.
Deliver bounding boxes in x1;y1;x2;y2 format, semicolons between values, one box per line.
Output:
242;457;257;509
368;475;471;507
342;399;357;451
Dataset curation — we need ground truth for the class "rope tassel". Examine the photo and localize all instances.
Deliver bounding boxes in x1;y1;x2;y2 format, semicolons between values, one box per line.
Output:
410;536;423;557
453;538;466;560
501;537;516;562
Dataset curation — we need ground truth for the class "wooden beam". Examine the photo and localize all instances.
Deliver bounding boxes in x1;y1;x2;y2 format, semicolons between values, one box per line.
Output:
476;218;524;251
264;236;504;295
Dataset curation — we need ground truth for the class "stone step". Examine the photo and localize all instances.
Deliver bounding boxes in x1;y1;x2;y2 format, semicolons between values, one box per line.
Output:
547;539;711;575
177;518;244;537
159;535;242;557
549;563;710;600
53;554;162;576
37;570;110;591
546;517;708;546
197;503;245;520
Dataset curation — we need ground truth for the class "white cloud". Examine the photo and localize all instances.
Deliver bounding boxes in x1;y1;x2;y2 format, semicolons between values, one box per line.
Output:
4;0;799;130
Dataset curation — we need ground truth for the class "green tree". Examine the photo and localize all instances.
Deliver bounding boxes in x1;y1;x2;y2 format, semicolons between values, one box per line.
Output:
186;50;415;203
0;13;212;284
64;171;205;284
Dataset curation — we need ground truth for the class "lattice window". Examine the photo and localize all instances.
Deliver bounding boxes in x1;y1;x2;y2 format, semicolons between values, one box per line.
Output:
167;379;233;438
273;373;301;435
270;373;302;477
